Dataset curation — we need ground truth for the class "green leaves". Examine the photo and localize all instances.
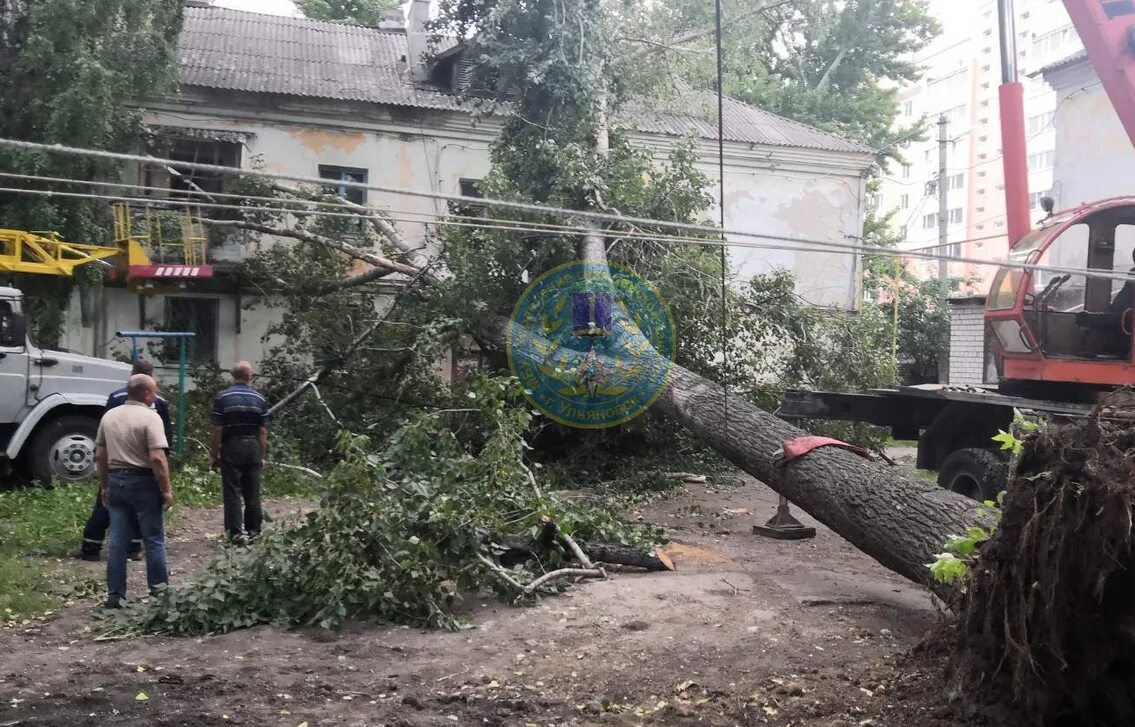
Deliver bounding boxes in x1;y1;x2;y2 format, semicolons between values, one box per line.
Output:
103;374;662;637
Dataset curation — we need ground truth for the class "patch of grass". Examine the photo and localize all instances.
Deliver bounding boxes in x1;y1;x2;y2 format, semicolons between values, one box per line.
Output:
0;464;318;621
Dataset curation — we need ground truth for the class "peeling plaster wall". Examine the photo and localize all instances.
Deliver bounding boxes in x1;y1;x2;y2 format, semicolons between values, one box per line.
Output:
1044;60;1134;209
720;173;864;310
57;95;870;369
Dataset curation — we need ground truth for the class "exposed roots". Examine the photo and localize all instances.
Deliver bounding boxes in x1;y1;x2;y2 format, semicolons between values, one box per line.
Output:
955;393;1135;726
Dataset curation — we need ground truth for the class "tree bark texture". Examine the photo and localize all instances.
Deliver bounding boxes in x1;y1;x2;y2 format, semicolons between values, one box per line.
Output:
654;363;984;600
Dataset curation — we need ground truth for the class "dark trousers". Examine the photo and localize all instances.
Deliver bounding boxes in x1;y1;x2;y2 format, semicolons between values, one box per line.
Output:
106;470;168;603
221;436;263;539
81;490;142;556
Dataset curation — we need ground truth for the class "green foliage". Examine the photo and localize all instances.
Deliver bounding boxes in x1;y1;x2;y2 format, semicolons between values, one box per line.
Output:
0;0;183;336
729;270;896;449
927;422;1033;586
633;0;939;158
929;496;1003;585
992;414;1038;458
103;376;664;635
296;0;400;25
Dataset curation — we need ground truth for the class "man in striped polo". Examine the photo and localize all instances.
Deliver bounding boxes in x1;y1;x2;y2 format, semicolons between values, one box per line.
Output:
210;361;270;542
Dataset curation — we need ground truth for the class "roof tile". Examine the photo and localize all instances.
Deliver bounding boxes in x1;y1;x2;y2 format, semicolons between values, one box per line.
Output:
179;7;871;155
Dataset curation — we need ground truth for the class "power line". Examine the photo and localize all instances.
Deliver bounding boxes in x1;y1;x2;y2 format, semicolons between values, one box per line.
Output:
4;180;1134;286
0;136;879;256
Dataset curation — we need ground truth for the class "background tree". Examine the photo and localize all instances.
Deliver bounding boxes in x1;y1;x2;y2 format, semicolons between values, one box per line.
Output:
296;0;401;25
0;0;183;345
636;0;939;156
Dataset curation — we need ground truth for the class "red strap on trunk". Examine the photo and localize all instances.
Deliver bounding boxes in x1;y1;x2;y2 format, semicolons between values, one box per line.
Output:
781;435;871;463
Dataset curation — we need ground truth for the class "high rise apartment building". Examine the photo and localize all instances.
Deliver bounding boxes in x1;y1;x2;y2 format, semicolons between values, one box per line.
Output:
876;0;1082;291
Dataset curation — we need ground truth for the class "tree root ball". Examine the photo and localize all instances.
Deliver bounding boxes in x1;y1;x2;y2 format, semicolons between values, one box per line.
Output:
953;407;1135;726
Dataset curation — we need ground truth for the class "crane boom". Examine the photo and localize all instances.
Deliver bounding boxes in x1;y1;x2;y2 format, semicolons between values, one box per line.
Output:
0;229;118;276
1063;0;1135;149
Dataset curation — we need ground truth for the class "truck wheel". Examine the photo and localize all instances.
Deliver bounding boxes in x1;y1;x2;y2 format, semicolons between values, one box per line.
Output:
937;448;1006;502
28;416;100;483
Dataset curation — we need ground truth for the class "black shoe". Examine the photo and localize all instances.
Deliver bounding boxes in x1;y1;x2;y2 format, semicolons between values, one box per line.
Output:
102;598;123;610
128;551;143;562
72;550;100;562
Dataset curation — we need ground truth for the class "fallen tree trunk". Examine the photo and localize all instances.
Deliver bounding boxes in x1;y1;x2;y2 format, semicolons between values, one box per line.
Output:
654;364;985;601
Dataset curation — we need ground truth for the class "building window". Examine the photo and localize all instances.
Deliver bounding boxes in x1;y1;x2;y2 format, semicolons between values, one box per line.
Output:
942;104;967;127
1032;25;1079;57
318;166;368;205
1027;150;1054;172
901;164;911;179
143;137;241;198
898;225;908;238
925;180;938;197
948;208;963;225
165;297;219;364
900;193;909;210
948;173;965;191
946;242;961;258
451;178;486;217
923;213;938;230
903;100;913;117
1027;111;1054;135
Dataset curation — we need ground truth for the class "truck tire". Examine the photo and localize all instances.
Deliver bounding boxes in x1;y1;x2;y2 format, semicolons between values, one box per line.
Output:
27;416;100;483
936;448;1007;502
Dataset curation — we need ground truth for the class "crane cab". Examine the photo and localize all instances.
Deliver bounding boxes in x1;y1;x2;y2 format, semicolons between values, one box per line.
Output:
986;197;1135;397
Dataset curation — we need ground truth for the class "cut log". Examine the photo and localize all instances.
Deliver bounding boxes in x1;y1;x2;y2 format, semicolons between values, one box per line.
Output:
583;542;675;571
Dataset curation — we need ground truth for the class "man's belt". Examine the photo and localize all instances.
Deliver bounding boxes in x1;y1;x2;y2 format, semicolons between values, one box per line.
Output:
108;466;153;476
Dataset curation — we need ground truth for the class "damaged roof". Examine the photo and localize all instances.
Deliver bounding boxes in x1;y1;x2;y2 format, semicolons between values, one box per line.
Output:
178;6;872;155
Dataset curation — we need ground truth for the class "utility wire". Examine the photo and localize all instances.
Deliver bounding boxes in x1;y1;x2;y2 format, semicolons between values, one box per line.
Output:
2;182;1134;284
2;141;1135;281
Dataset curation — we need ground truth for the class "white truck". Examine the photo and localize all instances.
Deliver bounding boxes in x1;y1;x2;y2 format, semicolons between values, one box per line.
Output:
0;285;132;482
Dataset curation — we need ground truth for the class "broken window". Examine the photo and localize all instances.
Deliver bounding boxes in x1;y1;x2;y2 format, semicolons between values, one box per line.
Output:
450;178;486;217
142;137;241;198
318;166;368;205
165;297;220;364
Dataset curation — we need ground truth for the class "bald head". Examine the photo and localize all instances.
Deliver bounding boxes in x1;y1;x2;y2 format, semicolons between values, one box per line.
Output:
232;361;253;384
127;374;157;402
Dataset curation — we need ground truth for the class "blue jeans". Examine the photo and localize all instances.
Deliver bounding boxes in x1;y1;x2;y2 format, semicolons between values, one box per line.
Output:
106;470;169;603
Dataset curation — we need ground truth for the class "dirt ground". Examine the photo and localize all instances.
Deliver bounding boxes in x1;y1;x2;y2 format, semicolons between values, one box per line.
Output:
0;472;972;727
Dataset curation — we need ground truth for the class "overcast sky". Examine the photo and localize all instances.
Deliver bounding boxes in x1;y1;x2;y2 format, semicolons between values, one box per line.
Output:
213;0;298;15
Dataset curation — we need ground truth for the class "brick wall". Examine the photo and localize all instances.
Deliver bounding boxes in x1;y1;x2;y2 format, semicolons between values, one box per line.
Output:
948;297;988;385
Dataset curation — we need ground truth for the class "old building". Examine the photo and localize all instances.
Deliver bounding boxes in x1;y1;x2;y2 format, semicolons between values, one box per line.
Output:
60;4;874;370
1038;50;1133;208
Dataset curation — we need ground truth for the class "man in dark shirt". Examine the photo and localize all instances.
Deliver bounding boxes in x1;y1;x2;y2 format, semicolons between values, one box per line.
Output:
75;359;174;561
211;361;270;542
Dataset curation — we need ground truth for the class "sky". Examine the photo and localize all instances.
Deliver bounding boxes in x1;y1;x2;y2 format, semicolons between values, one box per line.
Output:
213;0;299;15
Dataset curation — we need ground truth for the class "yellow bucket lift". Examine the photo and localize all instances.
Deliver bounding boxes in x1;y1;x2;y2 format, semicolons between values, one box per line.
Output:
1;203;213;290
0;229;119;276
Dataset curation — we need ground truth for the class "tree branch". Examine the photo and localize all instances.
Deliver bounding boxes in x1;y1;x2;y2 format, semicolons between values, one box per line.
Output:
617;0;795;63
269;182;434;273
201;218;422;278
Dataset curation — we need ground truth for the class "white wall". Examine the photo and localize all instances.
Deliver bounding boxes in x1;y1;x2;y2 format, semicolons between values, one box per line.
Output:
1044;58;1133;209
57;93;871;368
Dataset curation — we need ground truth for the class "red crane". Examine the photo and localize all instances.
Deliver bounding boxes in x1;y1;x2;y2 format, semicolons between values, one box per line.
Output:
985;0;1135;398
